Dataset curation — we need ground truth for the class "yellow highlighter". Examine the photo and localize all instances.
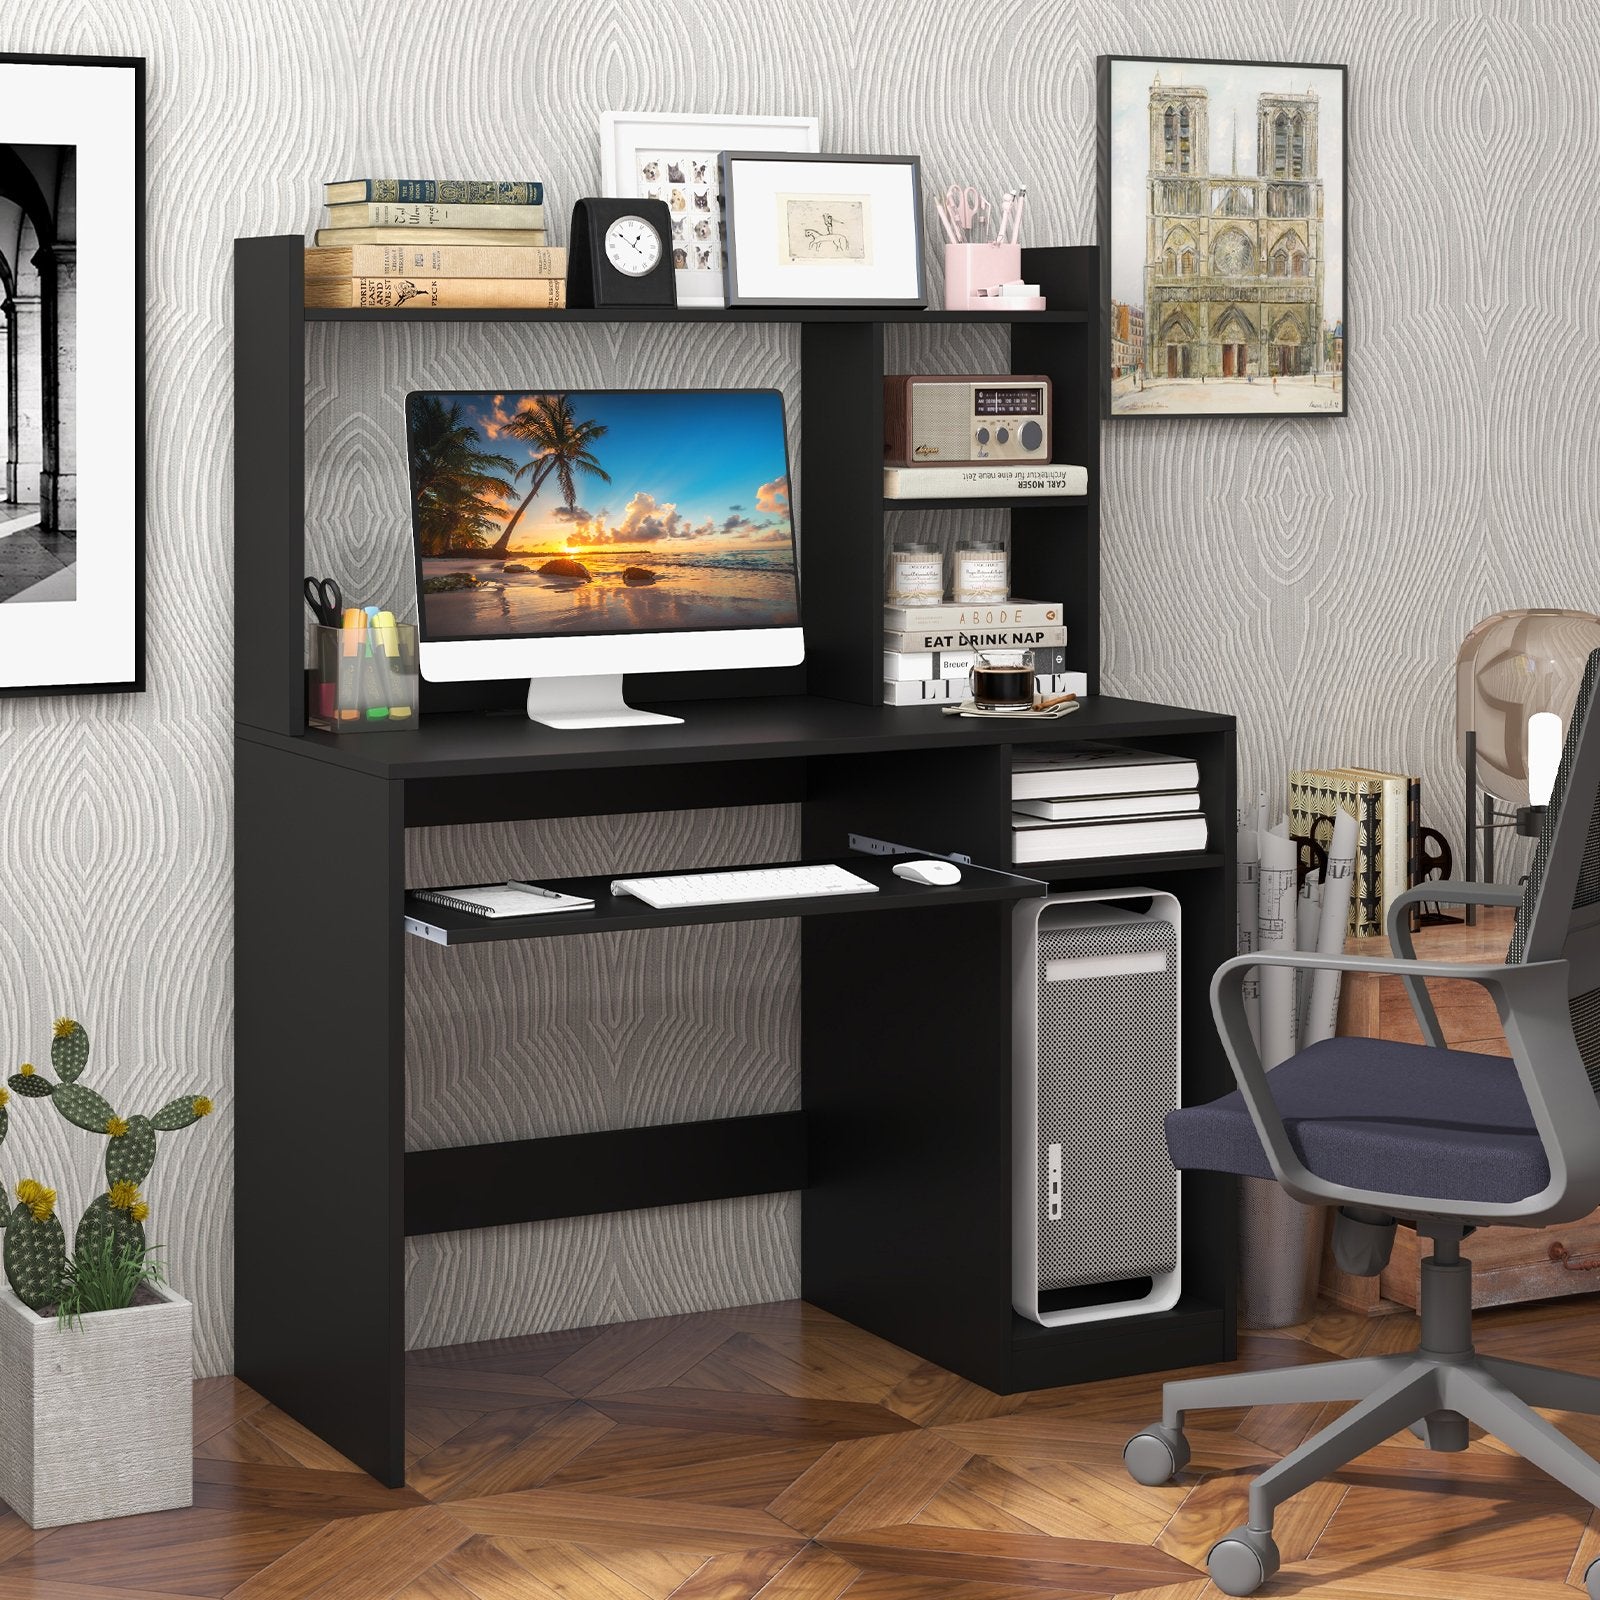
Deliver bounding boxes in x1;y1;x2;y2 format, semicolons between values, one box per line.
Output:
337;607;366;721
372;610;411;720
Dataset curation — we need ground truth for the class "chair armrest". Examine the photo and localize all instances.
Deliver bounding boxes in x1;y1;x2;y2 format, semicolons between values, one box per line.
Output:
1387;881;1523;1047
1208;950;1600;1225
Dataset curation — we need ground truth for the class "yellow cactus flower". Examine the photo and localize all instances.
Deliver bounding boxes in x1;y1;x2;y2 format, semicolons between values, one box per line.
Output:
15;1180;55;1222
105;1115;129;1137
17;1063;34;1077
193;1096;214;1118
131;1203;149;1223
52;1017;77;1038
0;1087;9;1107
108;1180;141;1212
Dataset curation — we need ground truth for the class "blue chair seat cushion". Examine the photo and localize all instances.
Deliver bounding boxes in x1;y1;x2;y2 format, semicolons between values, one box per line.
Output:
1165;1036;1549;1204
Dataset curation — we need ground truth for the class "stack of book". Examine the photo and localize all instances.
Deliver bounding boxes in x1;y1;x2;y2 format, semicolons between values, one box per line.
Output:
1288;766;1420;936
305;177;567;309
1011;745;1207;864
883;597;1084;707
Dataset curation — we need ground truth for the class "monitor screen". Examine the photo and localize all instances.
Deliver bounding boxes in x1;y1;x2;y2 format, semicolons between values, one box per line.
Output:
406;389;800;642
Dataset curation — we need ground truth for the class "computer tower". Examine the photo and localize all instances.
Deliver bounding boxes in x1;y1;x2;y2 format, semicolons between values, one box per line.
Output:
1013;889;1182;1327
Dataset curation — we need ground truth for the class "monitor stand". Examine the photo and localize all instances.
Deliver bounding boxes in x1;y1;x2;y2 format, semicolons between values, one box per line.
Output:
525;674;684;731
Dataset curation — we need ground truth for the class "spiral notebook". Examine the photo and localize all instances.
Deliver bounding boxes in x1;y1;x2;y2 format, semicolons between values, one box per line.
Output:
411;880;595;918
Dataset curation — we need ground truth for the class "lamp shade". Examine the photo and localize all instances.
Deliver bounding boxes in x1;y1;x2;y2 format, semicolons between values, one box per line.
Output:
1456;608;1600;806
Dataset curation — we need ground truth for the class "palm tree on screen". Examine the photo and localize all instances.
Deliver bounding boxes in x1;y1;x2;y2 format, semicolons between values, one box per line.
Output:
489;395;611;557
408;396;518;554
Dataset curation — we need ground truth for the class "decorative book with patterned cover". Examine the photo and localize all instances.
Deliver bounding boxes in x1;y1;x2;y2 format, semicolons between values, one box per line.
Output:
1289;767;1413;936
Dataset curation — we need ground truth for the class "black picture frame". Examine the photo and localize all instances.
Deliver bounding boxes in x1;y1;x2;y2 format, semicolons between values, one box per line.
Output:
721;151;926;309
1097;54;1347;421
0;52;145;697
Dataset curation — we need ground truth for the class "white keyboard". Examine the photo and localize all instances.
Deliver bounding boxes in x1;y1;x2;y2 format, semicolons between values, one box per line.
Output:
610;863;880;910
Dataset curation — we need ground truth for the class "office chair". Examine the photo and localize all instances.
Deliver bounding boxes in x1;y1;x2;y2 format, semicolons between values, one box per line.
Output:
1124;647;1600;1596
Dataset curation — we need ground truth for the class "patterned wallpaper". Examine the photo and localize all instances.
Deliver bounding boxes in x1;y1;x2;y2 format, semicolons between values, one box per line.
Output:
0;0;1596;1374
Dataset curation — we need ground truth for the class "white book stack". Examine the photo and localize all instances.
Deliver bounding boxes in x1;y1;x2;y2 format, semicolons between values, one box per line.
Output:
882;599;1085;708
1011;745;1208;864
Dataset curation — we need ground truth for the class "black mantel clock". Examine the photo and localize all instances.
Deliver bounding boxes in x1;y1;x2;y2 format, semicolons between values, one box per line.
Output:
566;197;678;309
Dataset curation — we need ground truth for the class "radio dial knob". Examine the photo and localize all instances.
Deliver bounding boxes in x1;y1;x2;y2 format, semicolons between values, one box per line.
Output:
1020;420;1043;451
976;427;990;445
996;427;1009;445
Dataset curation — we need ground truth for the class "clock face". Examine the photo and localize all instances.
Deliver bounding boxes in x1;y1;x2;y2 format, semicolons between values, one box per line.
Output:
604;215;663;277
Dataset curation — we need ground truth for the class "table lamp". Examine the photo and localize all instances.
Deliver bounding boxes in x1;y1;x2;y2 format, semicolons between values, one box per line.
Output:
1456;608;1600;905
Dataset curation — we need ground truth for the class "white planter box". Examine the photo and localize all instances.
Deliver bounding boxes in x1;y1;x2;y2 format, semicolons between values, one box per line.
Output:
0;1282;193;1527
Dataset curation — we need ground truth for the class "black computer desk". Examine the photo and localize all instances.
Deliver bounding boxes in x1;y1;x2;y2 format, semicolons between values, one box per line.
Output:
235;693;1236;1486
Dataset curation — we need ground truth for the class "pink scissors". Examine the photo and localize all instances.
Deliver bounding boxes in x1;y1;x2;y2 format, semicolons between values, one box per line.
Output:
944;183;989;241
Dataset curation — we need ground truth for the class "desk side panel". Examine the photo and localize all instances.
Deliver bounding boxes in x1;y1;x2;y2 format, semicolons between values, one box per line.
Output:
801;900;1015;1389
234;738;406;1484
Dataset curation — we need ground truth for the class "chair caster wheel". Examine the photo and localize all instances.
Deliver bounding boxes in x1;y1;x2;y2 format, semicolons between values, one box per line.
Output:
1123;1424;1190;1486
1207;1526;1281;1596
1585;1555;1600;1600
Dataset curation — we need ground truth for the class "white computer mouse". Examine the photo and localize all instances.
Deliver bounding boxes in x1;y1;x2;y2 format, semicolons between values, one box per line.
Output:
892;858;963;887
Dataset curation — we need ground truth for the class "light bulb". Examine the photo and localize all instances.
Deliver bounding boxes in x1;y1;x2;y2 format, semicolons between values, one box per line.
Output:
1528;711;1563;807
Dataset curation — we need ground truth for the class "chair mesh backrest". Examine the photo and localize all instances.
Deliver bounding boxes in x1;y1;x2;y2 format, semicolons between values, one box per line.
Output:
1509;647;1600;1095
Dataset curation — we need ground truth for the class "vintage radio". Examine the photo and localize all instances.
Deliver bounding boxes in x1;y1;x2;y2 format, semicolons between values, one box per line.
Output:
884;374;1052;464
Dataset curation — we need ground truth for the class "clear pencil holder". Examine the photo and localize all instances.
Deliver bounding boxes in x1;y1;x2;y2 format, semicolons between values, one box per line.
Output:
307;623;420;731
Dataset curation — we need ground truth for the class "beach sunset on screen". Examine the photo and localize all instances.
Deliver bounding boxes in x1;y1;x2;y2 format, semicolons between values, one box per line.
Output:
407;389;801;640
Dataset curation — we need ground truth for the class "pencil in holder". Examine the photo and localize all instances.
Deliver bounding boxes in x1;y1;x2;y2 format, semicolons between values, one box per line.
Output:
308;621;419;731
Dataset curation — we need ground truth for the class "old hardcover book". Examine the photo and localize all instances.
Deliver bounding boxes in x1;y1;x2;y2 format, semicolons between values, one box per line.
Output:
312;226;550;248
304;277;566;310
324;179;544;206
304;244;567;279
323;201;546;230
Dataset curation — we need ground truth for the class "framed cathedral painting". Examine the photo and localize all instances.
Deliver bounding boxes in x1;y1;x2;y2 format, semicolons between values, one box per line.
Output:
0;53;144;696
1098;55;1347;420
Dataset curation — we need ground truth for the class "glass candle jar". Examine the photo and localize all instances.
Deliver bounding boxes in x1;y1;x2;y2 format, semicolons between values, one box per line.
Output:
887;541;944;604
952;539;1008;604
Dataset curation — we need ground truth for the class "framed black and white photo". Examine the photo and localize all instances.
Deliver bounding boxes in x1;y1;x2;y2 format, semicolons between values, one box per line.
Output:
1098;55;1346;420
600;111;820;308
0;53;143;696
721;153;925;308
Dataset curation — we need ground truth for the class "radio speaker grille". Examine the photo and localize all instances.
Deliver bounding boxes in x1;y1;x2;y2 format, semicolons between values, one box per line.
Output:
1035;919;1179;1290
910;385;971;458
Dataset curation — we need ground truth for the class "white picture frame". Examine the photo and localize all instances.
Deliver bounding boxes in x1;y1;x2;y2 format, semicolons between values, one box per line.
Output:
600;110;820;308
0;53;144;697
721;153;925;309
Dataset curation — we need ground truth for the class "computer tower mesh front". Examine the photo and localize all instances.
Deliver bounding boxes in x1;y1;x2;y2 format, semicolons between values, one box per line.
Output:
1035;918;1180;1291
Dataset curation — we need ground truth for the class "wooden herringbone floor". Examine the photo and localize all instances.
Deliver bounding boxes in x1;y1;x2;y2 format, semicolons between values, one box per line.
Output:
3;1296;1600;1598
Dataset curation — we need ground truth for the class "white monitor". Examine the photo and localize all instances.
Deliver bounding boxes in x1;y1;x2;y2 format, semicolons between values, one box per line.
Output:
405;388;805;729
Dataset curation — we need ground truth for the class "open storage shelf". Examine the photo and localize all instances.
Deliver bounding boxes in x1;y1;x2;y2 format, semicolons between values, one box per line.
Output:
234;235;1237;1488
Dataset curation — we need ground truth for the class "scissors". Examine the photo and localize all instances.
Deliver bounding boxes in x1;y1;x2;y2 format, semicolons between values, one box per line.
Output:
944;184;989;241
303;574;344;627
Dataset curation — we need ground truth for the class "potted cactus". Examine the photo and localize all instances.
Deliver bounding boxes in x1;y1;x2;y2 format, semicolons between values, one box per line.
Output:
0;1017;213;1528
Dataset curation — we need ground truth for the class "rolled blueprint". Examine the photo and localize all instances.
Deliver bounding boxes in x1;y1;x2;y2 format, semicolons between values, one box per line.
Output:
1295;872;1322;1045
1257;824;1299;1069
1301;807;1359;1047
1236;820;1261;1049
